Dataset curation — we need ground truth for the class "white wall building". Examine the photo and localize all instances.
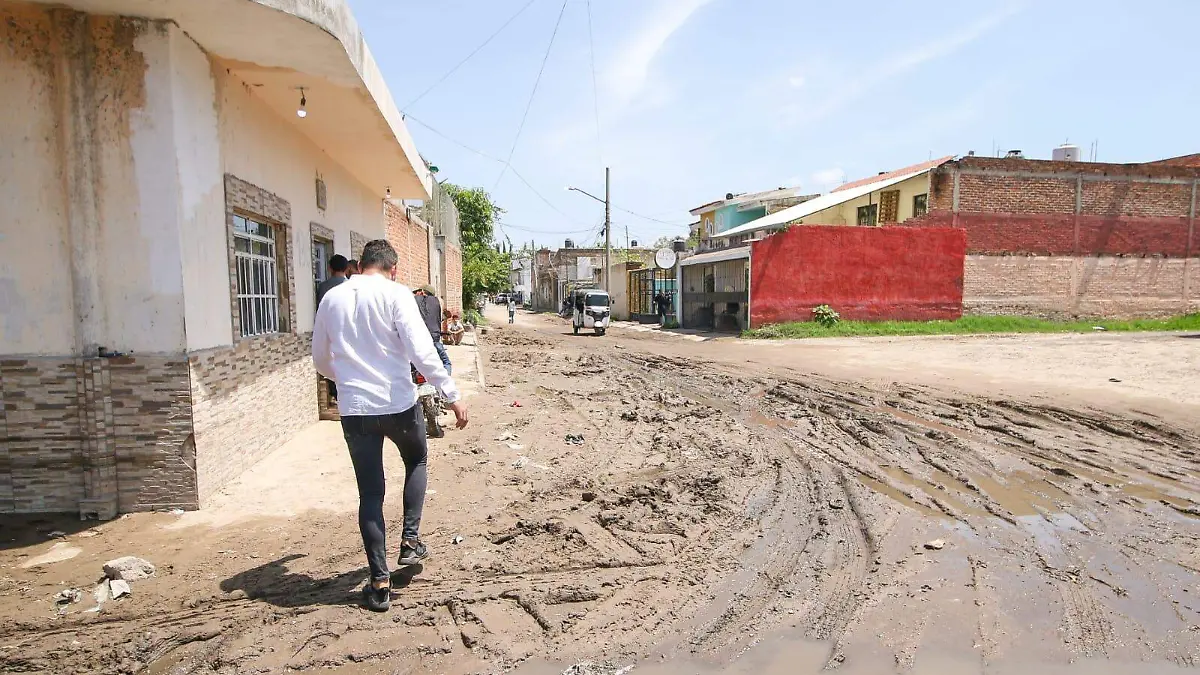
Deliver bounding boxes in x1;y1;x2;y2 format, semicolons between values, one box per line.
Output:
0;0;431;516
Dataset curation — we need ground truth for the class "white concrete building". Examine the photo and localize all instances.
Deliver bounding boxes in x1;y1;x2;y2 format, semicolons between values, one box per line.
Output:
0;0;432;516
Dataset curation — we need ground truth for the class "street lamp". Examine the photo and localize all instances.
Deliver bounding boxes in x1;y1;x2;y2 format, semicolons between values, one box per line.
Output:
565;167;611;292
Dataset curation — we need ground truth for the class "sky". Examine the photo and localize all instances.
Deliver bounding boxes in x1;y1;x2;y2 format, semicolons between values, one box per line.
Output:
350;0;1200;249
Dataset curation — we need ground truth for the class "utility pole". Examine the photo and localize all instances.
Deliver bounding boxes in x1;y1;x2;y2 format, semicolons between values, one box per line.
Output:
604;167;611;292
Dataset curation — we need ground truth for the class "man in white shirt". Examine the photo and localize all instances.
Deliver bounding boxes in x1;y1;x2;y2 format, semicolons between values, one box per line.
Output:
312;239;468;612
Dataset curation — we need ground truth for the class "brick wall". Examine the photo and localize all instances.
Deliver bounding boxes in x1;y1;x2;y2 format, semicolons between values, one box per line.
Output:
0;356;197;516
188;333;316;505
385;201;431;289
445;242;463;313
966;256;1199;319
904;156;1200;318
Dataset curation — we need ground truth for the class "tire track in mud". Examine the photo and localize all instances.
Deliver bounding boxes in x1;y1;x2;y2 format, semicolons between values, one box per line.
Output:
9;326;1200;674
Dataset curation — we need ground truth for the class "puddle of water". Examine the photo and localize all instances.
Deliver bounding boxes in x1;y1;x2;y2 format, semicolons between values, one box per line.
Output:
971;472;1072;518
858;475;946;519
1120;481;1199;515
874;405;976;442
880;466;988;518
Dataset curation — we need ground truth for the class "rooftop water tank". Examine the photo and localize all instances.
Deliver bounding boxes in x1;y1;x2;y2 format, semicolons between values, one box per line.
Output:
1052;144;1080;162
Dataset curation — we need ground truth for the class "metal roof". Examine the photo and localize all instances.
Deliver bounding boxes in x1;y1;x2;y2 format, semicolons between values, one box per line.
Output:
714;166;936;240
679;246;751;267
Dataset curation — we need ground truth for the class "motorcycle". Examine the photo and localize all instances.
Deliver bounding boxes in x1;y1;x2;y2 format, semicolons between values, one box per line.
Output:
411;366;444;438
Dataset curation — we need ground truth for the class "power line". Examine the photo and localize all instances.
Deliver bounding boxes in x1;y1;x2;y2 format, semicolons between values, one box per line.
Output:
612;205;690;228
500;221;596;236
402;113;585;225
406;115;681;233
402;113;506;164
585;0;603;165
493;0;569;191
403;0;540;111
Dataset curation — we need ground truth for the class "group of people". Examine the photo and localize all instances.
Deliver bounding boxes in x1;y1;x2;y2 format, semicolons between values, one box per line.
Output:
311;241;469;612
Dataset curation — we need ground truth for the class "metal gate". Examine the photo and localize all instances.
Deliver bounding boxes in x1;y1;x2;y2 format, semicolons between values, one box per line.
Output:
628;267;676;322
681;257;749;331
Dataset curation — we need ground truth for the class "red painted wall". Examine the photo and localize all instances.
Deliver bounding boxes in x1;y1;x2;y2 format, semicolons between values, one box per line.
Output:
750;225;966;327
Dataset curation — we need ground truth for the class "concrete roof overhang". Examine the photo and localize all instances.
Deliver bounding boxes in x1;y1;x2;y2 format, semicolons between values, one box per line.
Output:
26;0;432;199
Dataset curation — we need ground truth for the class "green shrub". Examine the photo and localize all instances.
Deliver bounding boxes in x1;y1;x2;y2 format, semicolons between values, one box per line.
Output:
464;308;485;327
812;304;841;328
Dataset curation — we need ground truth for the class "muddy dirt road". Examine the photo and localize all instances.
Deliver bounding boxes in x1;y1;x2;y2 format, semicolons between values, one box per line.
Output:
3;314;1199;674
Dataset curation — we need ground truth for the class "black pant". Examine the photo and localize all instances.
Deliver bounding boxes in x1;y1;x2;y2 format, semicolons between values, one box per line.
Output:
341;406;428;582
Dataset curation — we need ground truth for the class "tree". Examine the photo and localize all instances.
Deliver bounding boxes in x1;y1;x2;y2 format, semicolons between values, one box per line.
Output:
444;184;510;307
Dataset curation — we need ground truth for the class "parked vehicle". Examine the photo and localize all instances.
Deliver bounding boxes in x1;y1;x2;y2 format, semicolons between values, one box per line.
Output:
411;366;443;438
571;289;611;336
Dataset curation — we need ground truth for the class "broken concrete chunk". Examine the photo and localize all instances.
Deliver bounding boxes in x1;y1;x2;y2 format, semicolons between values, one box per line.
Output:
104;556;156;581
924;539;946;551
110;579;131;599
94;580;111;605
54;588;82;605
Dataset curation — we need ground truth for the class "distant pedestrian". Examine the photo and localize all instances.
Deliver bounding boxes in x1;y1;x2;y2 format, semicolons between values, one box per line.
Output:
347;259;360;277
507;296;517;324
312;239;468;613
654;291;670;326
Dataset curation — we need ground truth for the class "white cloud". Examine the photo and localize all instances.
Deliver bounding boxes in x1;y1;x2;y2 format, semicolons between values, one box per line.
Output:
606;0;715;107
810;168;846;190
778;3;1022;127
788;75;806;88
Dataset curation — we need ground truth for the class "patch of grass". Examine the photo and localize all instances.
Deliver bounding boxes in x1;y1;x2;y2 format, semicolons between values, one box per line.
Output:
743;313;1200;340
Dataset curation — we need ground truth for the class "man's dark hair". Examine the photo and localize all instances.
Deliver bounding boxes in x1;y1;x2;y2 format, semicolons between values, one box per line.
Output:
328;254;349;273
359;240;397;272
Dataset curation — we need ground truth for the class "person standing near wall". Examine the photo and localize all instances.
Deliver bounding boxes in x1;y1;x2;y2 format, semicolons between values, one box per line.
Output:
312;239;468;613
414;285;452;375
316;254;351;406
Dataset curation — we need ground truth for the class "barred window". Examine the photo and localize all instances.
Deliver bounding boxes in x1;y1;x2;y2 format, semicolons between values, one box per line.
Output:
913;193;928;218
857;203;878;226
233;215;280;336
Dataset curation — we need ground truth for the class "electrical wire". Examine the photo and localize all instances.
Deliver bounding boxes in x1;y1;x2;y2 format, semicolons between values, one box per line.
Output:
493;0;569;191
402;113;586;226
612;205;690;227
585;0;603;165
402;0;540;111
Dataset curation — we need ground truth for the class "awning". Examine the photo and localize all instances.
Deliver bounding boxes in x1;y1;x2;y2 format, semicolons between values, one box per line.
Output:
679;246;750;267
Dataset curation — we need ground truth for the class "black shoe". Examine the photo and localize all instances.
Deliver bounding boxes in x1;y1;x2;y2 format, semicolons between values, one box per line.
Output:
362;583;391;612
398;539;429;566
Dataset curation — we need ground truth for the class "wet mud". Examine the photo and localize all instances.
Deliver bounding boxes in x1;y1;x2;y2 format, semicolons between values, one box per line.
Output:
1;320;1198;674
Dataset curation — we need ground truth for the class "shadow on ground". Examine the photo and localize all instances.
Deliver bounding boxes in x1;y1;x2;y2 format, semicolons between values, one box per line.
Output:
0;514;97;551
219;554;425;609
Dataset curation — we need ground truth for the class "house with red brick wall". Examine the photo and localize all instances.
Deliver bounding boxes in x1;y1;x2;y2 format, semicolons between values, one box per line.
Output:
906;153;1200;318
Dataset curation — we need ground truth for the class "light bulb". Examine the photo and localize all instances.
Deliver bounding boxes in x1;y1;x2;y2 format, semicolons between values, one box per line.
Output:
297;90;307;118
297;108;307;118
